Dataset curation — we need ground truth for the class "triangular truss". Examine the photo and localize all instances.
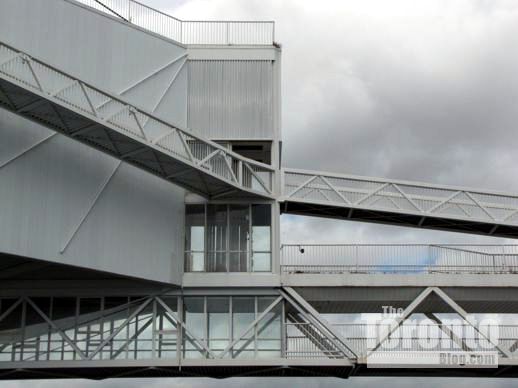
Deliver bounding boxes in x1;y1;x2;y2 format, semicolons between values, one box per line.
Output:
282;169;518;238
365;287;511;360
0;41;274;199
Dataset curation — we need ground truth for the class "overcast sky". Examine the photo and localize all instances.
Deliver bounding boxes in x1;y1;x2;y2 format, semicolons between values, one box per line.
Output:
166;0;518;246
4;0;518;386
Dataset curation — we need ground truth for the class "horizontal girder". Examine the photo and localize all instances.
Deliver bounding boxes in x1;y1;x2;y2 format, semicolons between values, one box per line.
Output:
0;41;274;199
282;168;518;238
1;287;518;379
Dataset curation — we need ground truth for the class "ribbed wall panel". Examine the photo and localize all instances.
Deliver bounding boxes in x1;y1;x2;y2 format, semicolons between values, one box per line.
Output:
188;60;274;140
0;0;188;127
0;109;185;285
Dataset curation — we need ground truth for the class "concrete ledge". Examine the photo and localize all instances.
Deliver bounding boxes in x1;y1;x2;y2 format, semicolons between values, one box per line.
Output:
183;272;281;287
282;273;518;287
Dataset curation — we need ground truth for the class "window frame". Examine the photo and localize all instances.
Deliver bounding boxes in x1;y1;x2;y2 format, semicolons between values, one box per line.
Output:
184;204;272;273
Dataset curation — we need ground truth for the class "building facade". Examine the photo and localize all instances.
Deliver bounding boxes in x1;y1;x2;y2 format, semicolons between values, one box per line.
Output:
1;0;518;379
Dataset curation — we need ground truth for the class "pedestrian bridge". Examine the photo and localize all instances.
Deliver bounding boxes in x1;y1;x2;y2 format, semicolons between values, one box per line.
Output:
0;41;274;200
282;169;518;238
2;0;518;381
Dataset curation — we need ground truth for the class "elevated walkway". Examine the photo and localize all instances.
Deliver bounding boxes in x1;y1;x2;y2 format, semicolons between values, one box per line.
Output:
1;287;518;379
0;41;274;199
282;168;518;238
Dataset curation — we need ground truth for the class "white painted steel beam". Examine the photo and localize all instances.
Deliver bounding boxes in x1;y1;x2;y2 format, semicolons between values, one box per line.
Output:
0;40;274;199
282;168;518;238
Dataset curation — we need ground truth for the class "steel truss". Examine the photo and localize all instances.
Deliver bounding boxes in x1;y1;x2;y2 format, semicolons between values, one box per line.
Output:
0;41;274;199
1;288;518;378
282;169;518;238
6;36;518;238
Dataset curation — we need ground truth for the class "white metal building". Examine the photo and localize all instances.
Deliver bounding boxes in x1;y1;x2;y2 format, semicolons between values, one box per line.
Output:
1;0;518;379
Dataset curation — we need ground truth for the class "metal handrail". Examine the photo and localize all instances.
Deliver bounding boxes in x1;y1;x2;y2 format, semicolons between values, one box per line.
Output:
280;244;518;275
286;322;517;359
75;0;276;45
0;41;275;197
282;168;518;234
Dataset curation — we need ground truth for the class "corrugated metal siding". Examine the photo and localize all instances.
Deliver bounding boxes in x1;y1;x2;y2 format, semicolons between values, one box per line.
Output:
188;60;274;140
0;0;188;127
0;110;185;285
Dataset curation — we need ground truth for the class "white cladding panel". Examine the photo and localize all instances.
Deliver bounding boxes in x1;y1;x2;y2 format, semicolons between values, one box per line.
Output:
0;110;185;285
0;0;188;128
187;60;274;140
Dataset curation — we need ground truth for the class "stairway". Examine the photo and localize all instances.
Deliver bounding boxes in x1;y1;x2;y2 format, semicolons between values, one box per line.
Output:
0;41;274;199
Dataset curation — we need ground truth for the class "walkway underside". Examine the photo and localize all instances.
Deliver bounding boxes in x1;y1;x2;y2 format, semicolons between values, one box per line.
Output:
2;362;518;379
0;42;273;199
1;265;518;379
282;169;518;238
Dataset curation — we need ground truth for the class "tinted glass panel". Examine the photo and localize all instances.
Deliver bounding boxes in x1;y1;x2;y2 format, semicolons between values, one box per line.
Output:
229;205;249;272
232;297;255;358
185;204;272;273
207;205;228;272
208;298;230;354
184;298;205;359
185;205;205;271
257;298;281;358
253;253;271;272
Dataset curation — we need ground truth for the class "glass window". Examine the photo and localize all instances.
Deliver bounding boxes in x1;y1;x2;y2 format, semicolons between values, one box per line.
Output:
156;297;178;359
207;298;230;355
232;297;255;358
183;298;205;359
252;253;271;272
207;205;228;272
252;205;271;272
185;204;272;273
229;205;249;272
257;298;281;358
185;205;205;272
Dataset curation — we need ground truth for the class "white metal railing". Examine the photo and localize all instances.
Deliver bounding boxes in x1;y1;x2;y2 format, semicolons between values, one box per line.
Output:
282;169;518;230
286;322;518;359
280;244;518;275
285;322;345;359
334;323;517;357
0;41;274;197
75;0;275;45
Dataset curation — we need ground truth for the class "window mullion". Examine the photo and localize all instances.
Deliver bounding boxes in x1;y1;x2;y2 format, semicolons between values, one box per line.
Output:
254;297;258;357
227;205;230;273
204;204;207;272
249;204;253;272
229;296;233;358
204;296;208;357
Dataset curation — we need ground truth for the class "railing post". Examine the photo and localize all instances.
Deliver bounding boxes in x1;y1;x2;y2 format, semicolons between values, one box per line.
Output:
355;245;359;273
226;22;230;45
280;244;284;273
281;300;286;358
237;160;242;186
428;245;432;273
